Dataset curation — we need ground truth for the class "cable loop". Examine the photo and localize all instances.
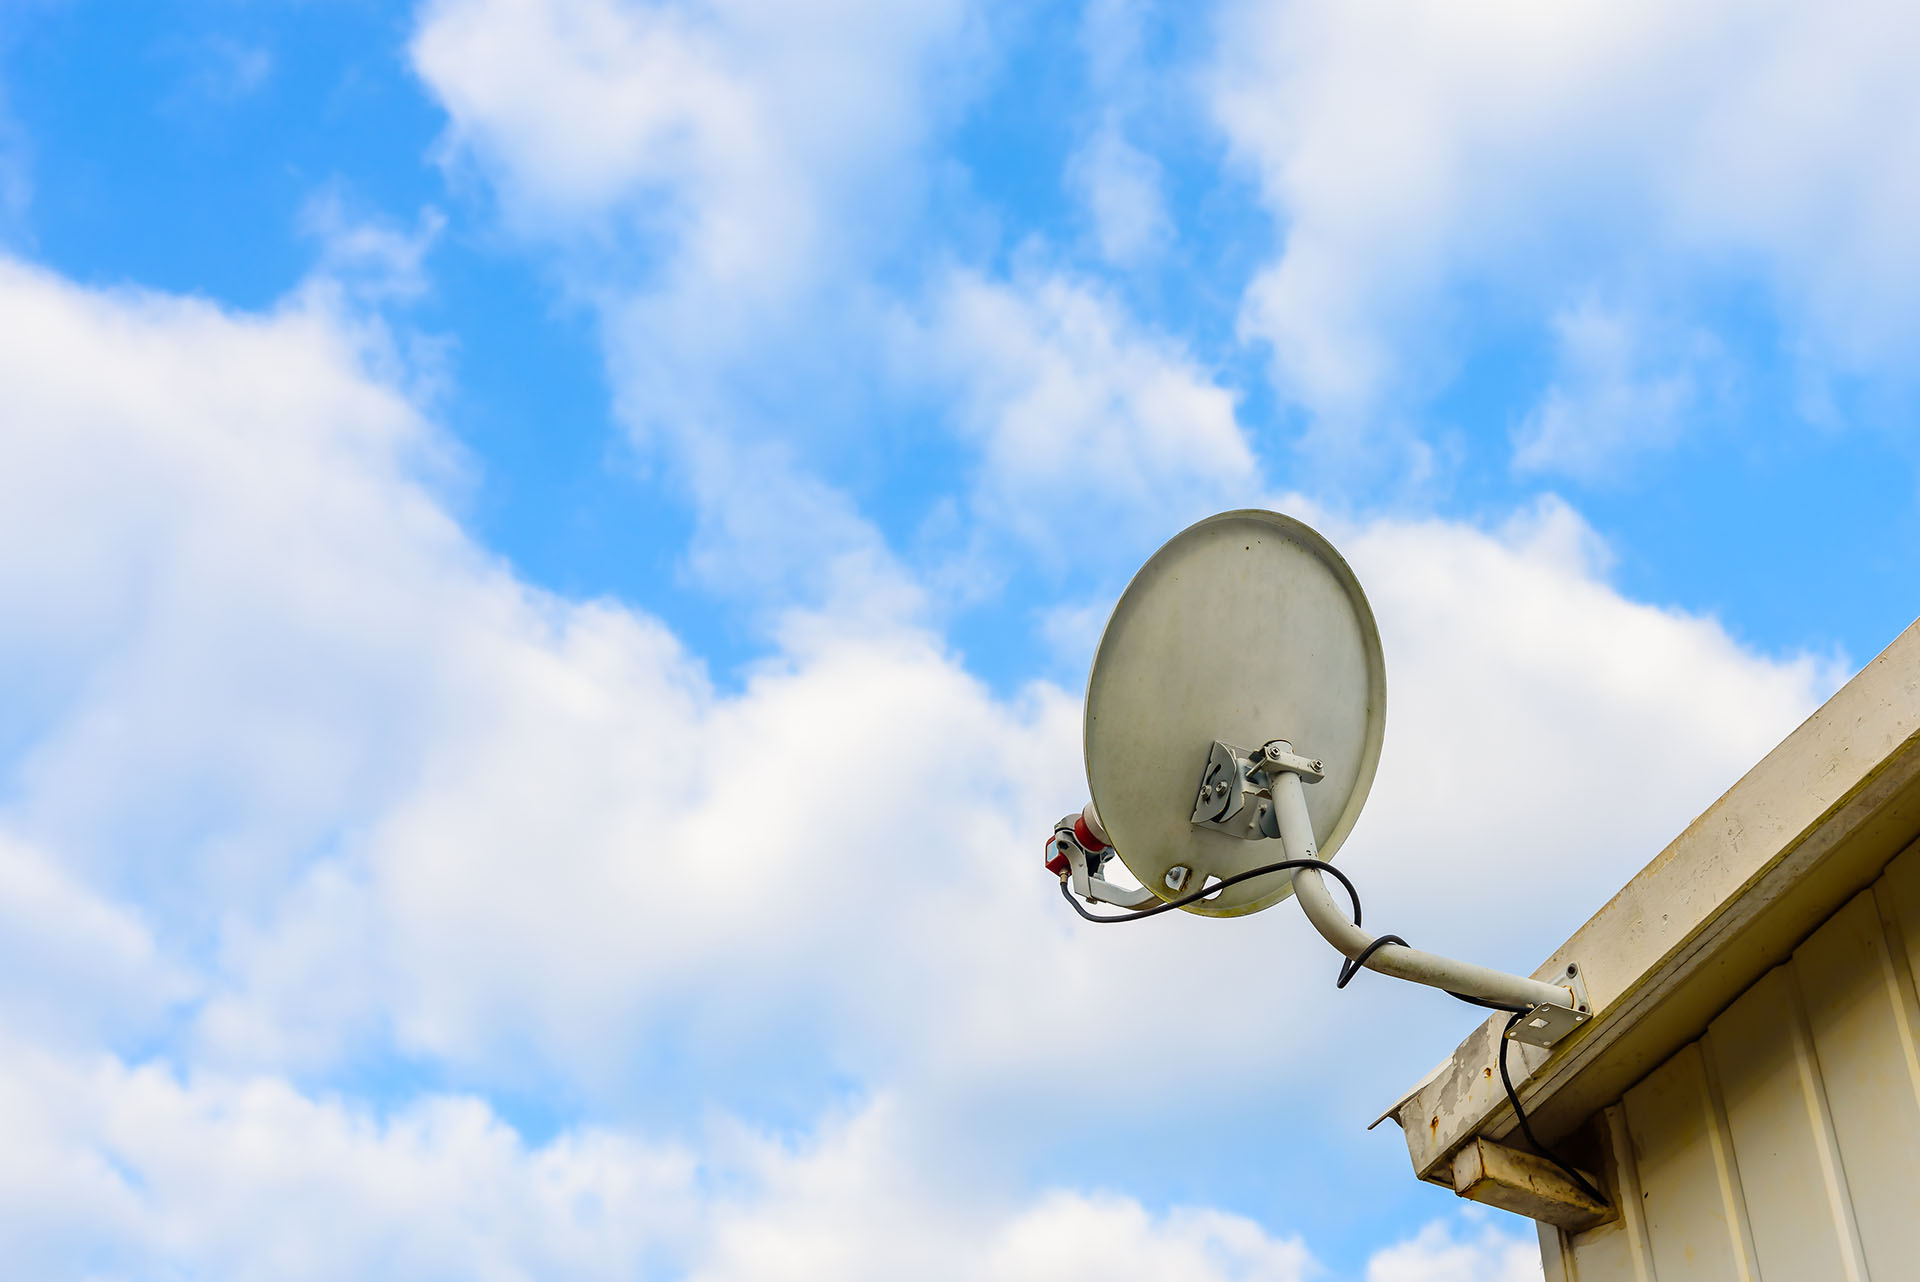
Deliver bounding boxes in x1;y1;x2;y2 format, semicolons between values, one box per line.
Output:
1058;858;1363;929
1336;933;1408;988
1058;857;1387;992
1500;1012;1609;1206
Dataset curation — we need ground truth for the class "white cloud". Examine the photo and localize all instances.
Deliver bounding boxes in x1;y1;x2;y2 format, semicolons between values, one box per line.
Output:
1038;596;1111;673
299;188;447;305
0;1027;1522;1282
1082;0;1148;90
0;256;1844;1275
983;1198;1311;1282
0;1020;1546;1281
912;267;1257;565
411;0;997;607
0;833;194;1045
0;2;1879;1270
0;259;464;907
1365;1217;1541;1282
1513;301;1724;480
0;1036;698;1281
0;1047;1326;1282
688;1100;1316;1282
1068;1;1173;267
1;251;1837;1094
1325;495;1842;959
1069;123;1172;266
1075;0;1175;266
665;429;924;618
412;0;978;289
1212;0;1920;436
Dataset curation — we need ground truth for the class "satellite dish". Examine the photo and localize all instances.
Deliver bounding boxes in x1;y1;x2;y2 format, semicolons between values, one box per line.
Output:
1054;509;1601;1203
1084;509;1385;917
1052;506;1593;1063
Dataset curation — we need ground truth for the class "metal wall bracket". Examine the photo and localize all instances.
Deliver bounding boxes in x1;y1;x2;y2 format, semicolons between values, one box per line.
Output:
1505;963;1592;1050
1189;739;1324;841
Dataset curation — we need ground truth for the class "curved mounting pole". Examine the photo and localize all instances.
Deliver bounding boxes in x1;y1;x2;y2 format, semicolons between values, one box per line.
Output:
1263;744;1588;1039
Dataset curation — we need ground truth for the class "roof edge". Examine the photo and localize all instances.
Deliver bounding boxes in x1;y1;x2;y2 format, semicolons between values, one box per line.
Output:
1387;617;1920;1181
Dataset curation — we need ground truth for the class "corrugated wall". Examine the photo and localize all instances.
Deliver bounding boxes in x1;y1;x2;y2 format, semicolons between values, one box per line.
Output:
1543;838;1920;1282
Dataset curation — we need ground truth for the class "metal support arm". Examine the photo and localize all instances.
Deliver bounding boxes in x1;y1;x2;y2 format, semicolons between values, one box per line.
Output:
1263;750;1589;1041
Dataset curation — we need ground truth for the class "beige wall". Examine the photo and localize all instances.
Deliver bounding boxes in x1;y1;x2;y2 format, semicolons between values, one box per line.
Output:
1543;838;1920;1281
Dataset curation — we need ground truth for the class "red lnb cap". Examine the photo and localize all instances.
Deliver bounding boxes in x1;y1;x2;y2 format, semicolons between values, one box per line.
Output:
1072;815;1108;853
1044;837;1071;878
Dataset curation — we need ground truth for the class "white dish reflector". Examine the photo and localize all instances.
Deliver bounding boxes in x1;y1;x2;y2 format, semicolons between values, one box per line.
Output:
1084;509;1386;916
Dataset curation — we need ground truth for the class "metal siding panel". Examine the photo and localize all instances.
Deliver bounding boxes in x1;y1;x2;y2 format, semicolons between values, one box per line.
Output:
1794;888;1920;1276
1564;1106;1657;1282
1694;1044;1760;1280
1707;966;1864;1281
1874;858;1920;1108
1879;840;1920;980
1623;1044;1744;1280
1540;845;1920;1282
1565;1219;1642;1282
1540;1222;1573;1282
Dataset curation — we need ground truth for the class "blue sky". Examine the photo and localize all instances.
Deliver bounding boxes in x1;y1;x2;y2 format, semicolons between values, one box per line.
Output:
0;1;1914;1279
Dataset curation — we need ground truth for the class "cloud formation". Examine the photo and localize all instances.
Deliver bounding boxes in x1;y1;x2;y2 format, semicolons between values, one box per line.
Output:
1;4;1890;1274
1069;123;1172;266
0;247;1843;1275
911;267;1256;562
412;0;997;610
1212;0;1920;458
1512;302;1724;481
412;0;984;308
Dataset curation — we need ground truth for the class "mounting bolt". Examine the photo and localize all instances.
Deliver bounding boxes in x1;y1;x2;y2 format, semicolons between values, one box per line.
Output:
1165;865;1190;891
